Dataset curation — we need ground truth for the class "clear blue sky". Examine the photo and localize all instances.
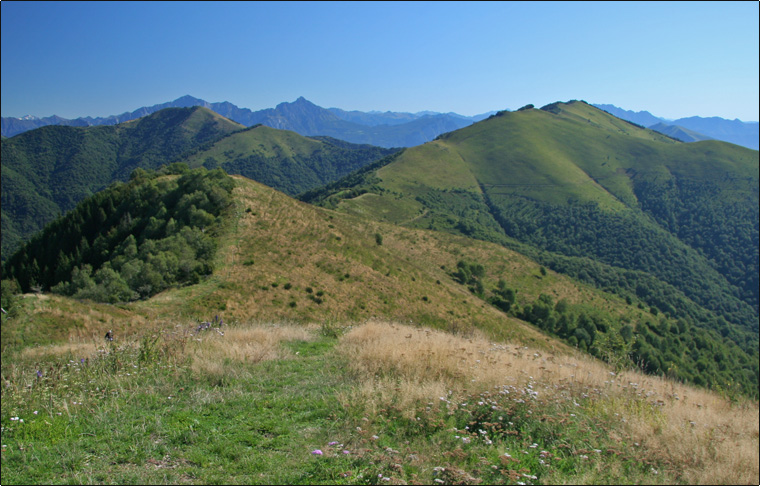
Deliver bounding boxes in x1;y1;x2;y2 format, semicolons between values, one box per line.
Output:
2;1;758;121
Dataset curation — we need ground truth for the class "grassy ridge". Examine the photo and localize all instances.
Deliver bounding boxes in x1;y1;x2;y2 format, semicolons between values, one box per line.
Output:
5;174;756;394
1;109;396;262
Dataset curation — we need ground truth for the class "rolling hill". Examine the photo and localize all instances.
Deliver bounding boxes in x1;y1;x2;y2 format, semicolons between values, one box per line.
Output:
1;107;243;260
177;124;396;196
647;122;714;143
3;100;758;396
302;101;759;368
1;107;396;260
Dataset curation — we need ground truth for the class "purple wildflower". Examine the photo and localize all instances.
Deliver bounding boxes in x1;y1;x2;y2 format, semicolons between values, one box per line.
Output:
311;449;323;455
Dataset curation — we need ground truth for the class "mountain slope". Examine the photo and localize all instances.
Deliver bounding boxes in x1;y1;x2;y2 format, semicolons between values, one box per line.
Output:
1;107;244;259
671;116;759;150
302;101;759;355
4;170;756;396
592;103;664;127
236;97;476;147
178;124;398;196
2;108;398;260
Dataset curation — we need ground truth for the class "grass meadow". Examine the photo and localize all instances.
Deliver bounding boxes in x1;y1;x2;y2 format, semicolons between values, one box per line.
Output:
2;317;757;485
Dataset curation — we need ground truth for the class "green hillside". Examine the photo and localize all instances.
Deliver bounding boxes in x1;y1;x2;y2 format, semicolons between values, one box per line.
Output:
1;107;244;260
1;109;396;261
179;125;397;196
302;101;759;377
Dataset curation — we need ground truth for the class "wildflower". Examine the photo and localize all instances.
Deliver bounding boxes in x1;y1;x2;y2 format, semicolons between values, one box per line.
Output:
36;370;43;378
342;450;350;454
311;449;323;455
33;411;38;415
328;441;339;446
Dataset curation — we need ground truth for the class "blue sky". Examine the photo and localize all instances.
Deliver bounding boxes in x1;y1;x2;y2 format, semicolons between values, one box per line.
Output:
2;1;758;121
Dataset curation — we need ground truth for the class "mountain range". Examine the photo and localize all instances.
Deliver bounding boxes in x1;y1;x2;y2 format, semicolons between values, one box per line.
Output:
3;96;757;150
1;95;493;148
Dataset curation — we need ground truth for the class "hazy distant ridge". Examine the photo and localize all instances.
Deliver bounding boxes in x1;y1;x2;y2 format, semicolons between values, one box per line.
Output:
593;103;758;150
1;95;492;148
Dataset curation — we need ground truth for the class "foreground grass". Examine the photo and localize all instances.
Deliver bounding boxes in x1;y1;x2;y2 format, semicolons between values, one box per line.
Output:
2;320;758;484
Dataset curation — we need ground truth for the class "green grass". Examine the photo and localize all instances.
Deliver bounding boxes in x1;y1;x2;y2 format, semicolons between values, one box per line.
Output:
1;328;351;485
6;318;753;485
0;327;639;485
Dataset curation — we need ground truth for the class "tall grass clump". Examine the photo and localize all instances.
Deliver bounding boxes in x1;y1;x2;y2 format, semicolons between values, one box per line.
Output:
187;320;314;380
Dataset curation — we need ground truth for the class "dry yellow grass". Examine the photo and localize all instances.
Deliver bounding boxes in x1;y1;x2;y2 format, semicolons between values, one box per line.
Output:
336;319;759;485
19;341;101;361
187;322;314;378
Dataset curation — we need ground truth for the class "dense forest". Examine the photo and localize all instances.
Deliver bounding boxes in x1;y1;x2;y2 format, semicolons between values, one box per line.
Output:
3;165;234;303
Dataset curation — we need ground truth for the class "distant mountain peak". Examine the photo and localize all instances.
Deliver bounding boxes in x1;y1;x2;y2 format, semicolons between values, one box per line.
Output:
175;94;204;103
